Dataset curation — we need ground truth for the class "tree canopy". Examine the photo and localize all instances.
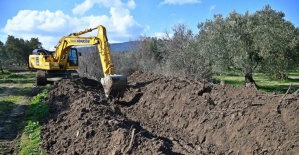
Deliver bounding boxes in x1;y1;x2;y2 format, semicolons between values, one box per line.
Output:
0;35;41;68
134;5;298;84
198;5;299;81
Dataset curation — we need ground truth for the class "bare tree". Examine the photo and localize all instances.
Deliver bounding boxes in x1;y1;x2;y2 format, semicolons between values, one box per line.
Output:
162;24;212;78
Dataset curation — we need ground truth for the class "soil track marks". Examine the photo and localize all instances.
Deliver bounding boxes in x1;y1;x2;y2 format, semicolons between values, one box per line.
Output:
42;71;299;154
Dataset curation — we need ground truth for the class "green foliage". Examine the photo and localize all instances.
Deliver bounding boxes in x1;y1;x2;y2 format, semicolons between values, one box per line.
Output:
135;24;212;78
4;73;26;79
23;121;40;136
25;103;49;121
253;5;299;79
19;88;49;154
5;36;41;66
149;38;163;62
26;89;49;121
0;41;7;72
31;89;48;104
20;121;43;155
198;5;299;80
163;24;212;78
0;69;10;75
0;70;36;84
0;70;44;154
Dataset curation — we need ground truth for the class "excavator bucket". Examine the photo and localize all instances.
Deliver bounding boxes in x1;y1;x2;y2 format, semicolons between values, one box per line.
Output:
101;75;127;98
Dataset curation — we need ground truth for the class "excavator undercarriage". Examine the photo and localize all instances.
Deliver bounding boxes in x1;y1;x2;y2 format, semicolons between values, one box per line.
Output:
36;70;79;86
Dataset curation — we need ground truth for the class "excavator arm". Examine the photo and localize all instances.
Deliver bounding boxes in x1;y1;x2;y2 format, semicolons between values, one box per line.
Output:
53;26;115;76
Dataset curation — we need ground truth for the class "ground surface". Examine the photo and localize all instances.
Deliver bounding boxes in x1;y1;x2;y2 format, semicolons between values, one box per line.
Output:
0;71;39;155
42;71;299;155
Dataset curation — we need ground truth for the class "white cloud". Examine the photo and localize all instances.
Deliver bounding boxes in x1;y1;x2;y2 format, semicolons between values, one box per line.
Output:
4;10;70;33
30;35;57;51
72;0;94;15
72;0;136;15
160;0;201;5
209;5;216;11
2;0;144;49
127;0;136;9
0;34;7;44
143;25;151;32
154;32;166;39
154;32;173;39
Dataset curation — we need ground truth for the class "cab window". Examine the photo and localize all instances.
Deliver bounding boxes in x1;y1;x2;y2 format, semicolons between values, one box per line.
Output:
68;48;78;66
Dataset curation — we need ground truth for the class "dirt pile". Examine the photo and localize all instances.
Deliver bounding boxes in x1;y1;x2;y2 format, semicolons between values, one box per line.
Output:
42;71;299;154
42;78;174;155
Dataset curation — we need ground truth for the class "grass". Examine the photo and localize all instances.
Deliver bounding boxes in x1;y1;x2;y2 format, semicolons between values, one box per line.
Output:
0;71;35;116
288;72;299;79
0;70;35;84
0;70;35;98
19;88;49;155
0;70;34;139
25;89;50;121
0;96;22;116
0;85;34;96
214;72;299;93
19;121;44;155
0;69;49;154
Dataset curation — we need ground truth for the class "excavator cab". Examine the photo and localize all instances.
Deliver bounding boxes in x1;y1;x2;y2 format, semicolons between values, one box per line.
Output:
68;48;79;66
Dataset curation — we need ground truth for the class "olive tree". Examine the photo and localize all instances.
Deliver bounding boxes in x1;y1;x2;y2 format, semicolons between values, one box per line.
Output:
253;5;299;79
0;41;6;73
198;5;298;88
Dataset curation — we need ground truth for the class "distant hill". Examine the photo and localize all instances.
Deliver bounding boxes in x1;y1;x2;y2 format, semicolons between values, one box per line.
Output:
110;41;139;52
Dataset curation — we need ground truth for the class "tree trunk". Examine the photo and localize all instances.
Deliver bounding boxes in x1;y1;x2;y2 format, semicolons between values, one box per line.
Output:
0;60;3;74
245;72;258;89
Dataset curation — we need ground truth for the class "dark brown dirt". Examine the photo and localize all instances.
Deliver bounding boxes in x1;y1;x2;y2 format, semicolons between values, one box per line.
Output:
42;71;299;155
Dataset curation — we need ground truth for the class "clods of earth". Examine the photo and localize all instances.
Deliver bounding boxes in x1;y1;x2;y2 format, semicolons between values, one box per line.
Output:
42;71;299;154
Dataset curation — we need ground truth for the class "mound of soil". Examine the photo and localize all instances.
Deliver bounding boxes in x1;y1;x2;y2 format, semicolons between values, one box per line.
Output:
42;71;299;154
42;78;174;154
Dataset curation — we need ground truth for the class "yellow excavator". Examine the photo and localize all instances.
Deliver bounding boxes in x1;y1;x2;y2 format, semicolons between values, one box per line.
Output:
29;25;127;98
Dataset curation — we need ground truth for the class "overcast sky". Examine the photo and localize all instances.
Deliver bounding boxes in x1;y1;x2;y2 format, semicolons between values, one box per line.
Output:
0;0;298;50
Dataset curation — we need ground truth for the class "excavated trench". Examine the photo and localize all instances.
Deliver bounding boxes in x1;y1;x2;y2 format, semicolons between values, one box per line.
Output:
41;71;299;155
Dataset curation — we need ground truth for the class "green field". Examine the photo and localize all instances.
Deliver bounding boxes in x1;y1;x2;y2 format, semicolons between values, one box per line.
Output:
0;70;35;84
214;72;299;93
0;71;35;116
0;70;48;154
